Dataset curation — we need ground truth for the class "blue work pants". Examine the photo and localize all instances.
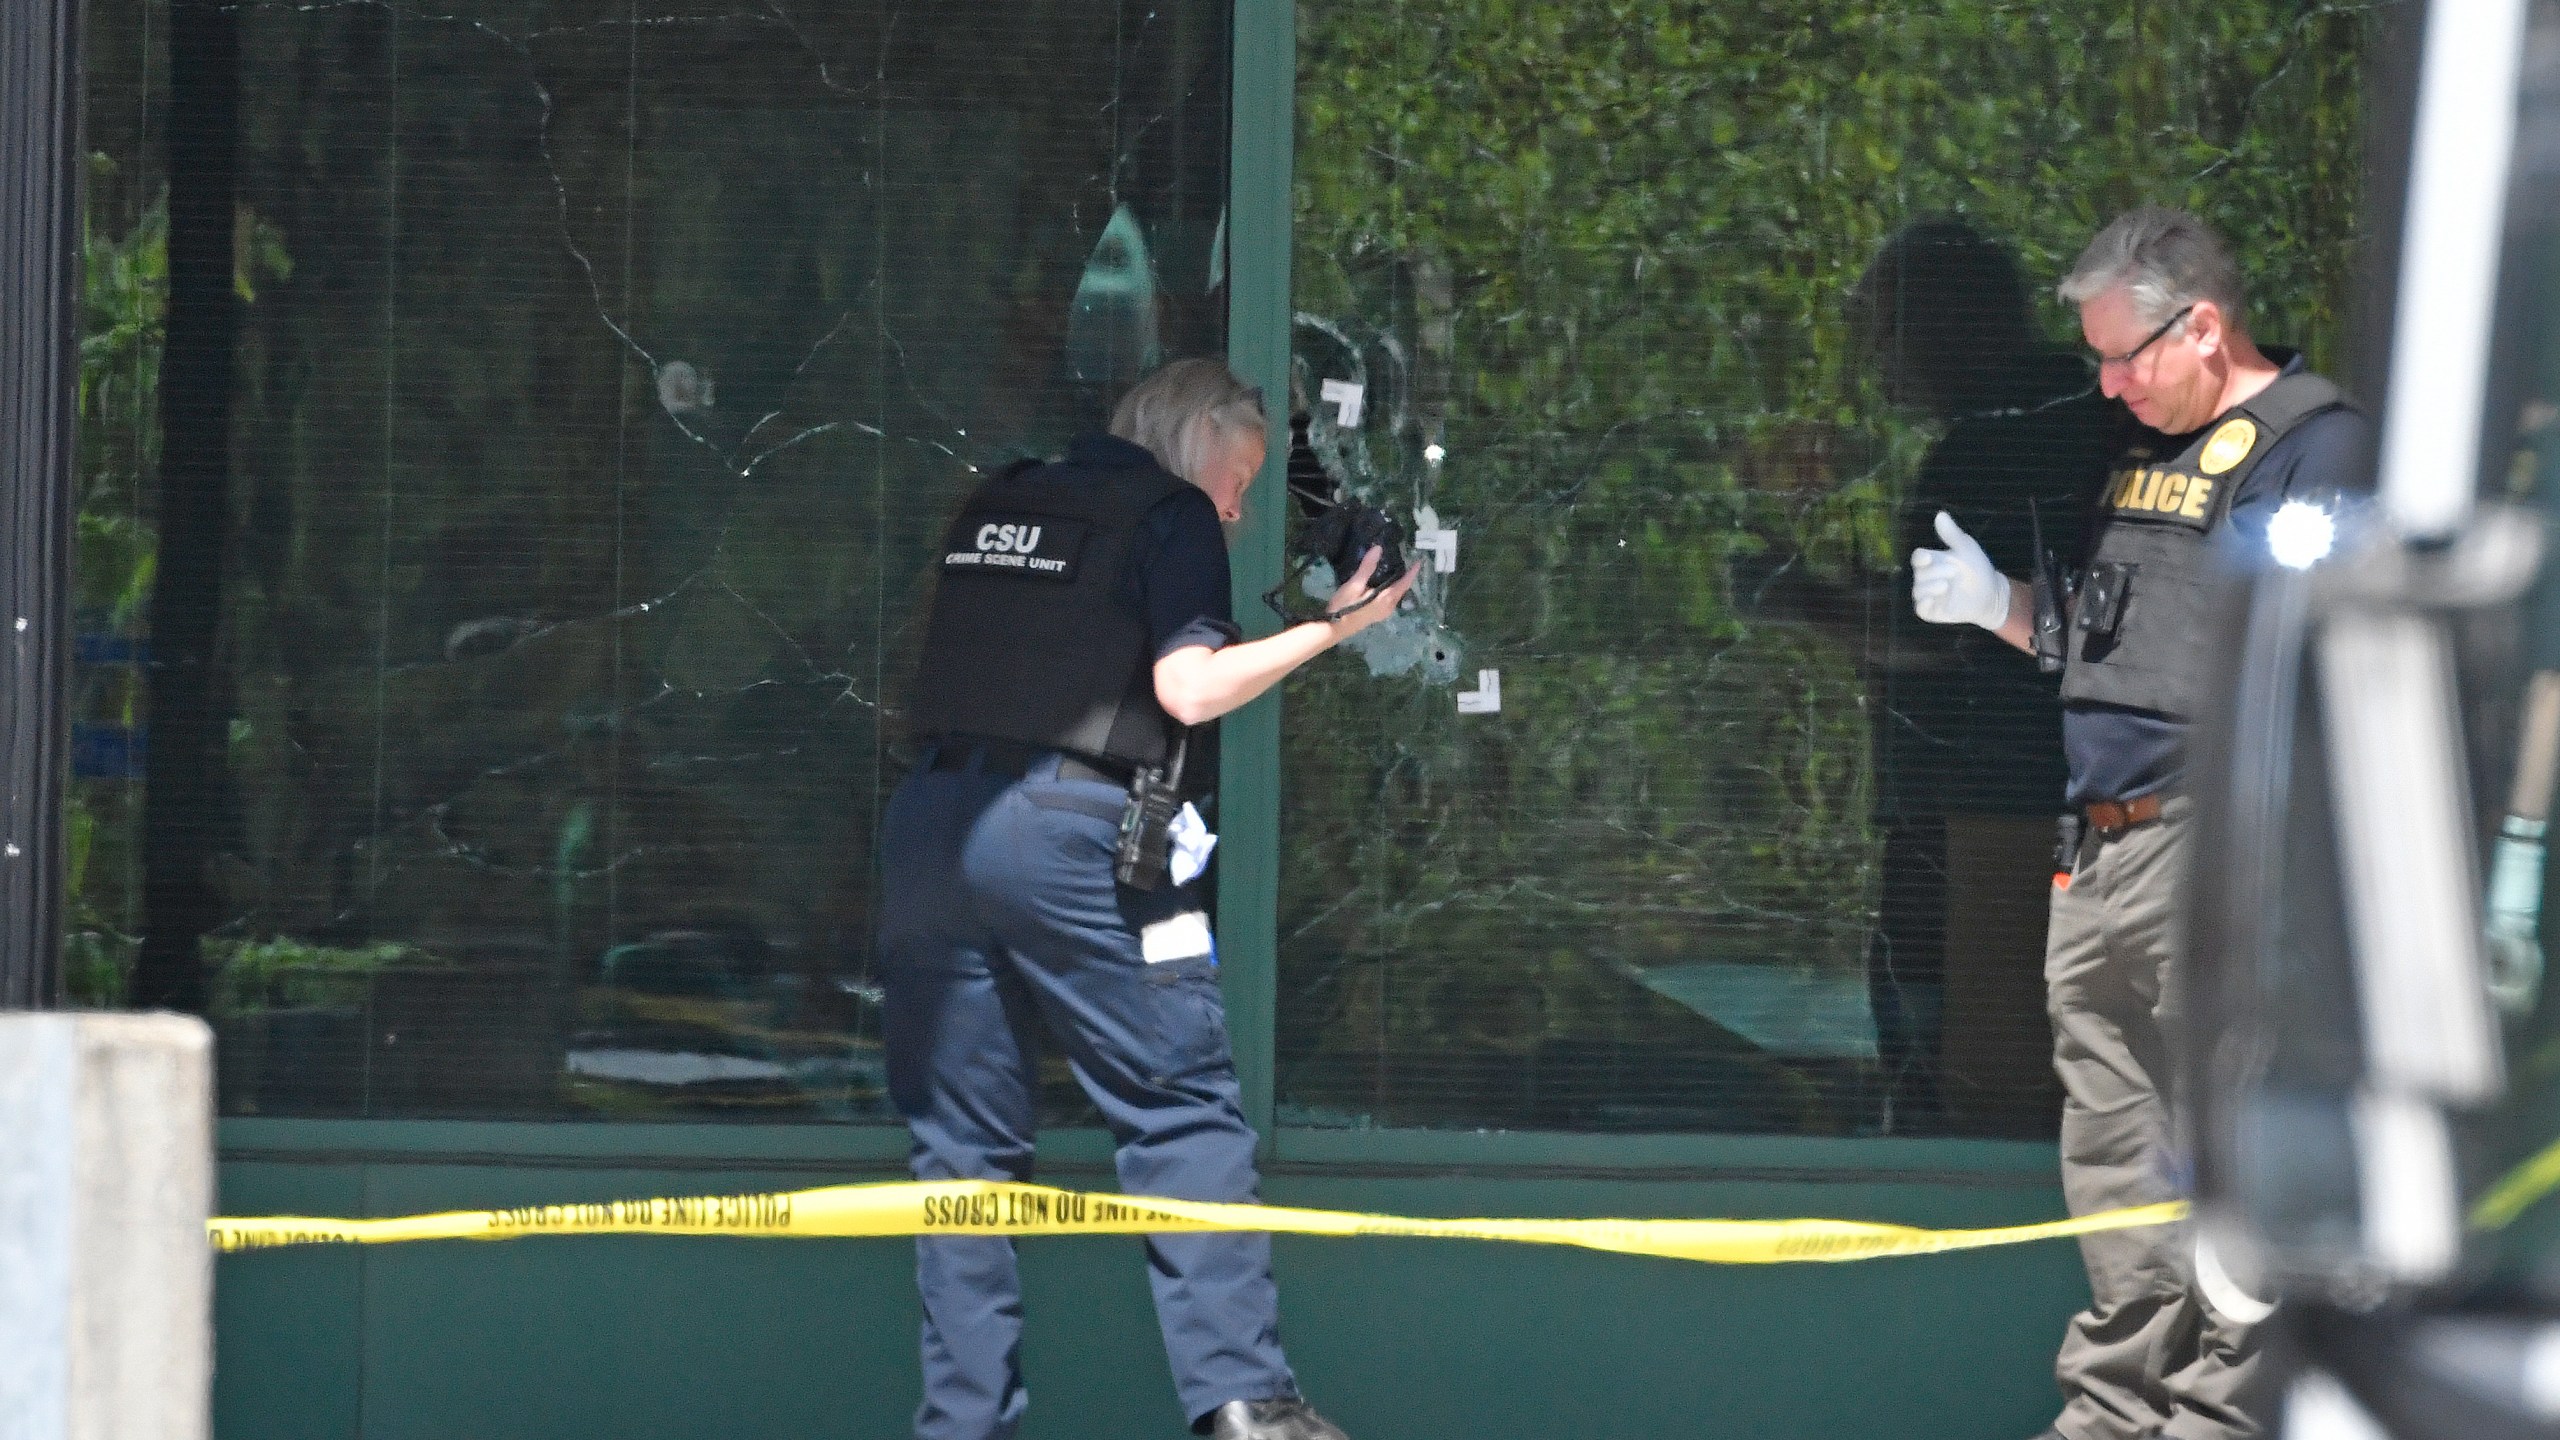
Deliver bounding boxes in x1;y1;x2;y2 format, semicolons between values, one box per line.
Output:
878;756;1297;1440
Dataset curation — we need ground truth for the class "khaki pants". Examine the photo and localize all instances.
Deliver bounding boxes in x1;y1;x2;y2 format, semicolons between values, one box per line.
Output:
2046;802;2267;1440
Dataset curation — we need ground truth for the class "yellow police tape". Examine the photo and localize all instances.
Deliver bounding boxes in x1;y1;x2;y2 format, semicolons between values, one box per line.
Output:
2475;1134;2560;1232
210;1179;2189;1264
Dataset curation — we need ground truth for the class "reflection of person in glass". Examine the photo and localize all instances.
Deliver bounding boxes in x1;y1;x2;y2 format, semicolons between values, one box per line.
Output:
1850;219;2138;1132
879;358;1412;1440
2484;400;2560;1019
1910;208;2371;1440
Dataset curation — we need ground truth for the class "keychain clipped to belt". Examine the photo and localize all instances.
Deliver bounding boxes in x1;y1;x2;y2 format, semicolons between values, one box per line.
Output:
1114;734;1188;889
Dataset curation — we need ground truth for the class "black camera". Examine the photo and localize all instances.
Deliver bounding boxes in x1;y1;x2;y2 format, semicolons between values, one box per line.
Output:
1263;499;1408;624
1301;502;1409;593
1263;412;1412;624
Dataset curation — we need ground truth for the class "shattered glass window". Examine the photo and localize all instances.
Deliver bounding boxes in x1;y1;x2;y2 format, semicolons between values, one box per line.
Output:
71;0;1231;1120
1274;2;2382;1137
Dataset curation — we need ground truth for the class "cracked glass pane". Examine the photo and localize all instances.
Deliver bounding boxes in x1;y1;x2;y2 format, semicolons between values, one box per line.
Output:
1274;2;2386;1137
72;0;1231;1121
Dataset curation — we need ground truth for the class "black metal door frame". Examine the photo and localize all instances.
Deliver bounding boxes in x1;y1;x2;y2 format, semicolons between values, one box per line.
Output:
0;0;83;1008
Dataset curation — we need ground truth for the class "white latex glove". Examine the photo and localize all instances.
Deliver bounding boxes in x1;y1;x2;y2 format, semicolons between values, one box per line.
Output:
2486;819;2548;1016
1910;511;2011;631
1168;802;1218;887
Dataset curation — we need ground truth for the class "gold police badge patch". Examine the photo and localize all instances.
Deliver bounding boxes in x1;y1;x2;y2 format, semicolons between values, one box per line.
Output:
2198;417;2258;476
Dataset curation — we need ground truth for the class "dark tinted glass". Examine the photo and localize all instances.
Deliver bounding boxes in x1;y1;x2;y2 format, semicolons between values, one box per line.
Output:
1274;2;2381;1136
2462;0;2560;1289
71;0;1230;1121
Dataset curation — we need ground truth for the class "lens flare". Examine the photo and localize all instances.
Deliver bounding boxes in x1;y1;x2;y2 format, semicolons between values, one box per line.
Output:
2267;499;2337;570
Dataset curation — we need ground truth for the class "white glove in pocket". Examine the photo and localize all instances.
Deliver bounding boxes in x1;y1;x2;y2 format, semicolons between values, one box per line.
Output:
1168;801;1218;887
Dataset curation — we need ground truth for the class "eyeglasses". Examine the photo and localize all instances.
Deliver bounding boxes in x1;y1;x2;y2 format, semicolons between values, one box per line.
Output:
2094;303;2195;372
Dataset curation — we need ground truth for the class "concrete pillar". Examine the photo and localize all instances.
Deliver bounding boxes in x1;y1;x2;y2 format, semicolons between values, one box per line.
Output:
0;1013;214;1440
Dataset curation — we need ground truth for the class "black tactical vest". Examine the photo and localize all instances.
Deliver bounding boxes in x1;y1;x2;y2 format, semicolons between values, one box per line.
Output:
2059;369;2354;719
908;454;1191;767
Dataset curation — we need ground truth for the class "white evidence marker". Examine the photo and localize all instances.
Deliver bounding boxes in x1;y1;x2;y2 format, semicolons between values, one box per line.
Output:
1319;378;1365;427
1456;669;1501;715
1413;505;1459;574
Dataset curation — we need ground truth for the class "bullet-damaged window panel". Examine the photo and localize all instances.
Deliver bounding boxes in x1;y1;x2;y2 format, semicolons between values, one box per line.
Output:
67;0;1234;1123
1275;1;2381;1138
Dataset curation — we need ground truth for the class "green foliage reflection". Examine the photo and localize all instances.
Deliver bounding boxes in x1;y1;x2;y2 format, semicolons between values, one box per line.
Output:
1276;0;2380;1134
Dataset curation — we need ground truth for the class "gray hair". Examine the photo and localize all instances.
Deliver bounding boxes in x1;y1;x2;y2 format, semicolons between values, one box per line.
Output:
1109;358;1268;484
2057;206;2247;331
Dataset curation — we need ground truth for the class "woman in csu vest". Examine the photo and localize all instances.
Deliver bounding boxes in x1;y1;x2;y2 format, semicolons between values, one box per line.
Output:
880;358;1414;1440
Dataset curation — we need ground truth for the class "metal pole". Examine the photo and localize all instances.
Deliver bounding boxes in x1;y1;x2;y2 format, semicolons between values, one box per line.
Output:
0;0;86;1009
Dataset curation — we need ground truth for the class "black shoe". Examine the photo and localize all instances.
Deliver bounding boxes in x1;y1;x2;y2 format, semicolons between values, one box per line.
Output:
1200;1397;1350;1440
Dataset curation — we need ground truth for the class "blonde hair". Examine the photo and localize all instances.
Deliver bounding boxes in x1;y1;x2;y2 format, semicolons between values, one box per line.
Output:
1109;358;1268;484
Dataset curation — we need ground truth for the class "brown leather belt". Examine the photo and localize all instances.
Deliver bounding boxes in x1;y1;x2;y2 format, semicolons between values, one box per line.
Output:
2082;792;2167;837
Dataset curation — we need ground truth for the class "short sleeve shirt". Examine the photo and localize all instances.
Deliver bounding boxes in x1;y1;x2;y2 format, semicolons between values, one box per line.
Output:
1051;434;1241;661
2061;356;2375;805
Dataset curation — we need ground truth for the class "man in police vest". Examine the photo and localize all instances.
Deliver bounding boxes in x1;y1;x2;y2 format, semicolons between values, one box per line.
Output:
1909;207;2370;1440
